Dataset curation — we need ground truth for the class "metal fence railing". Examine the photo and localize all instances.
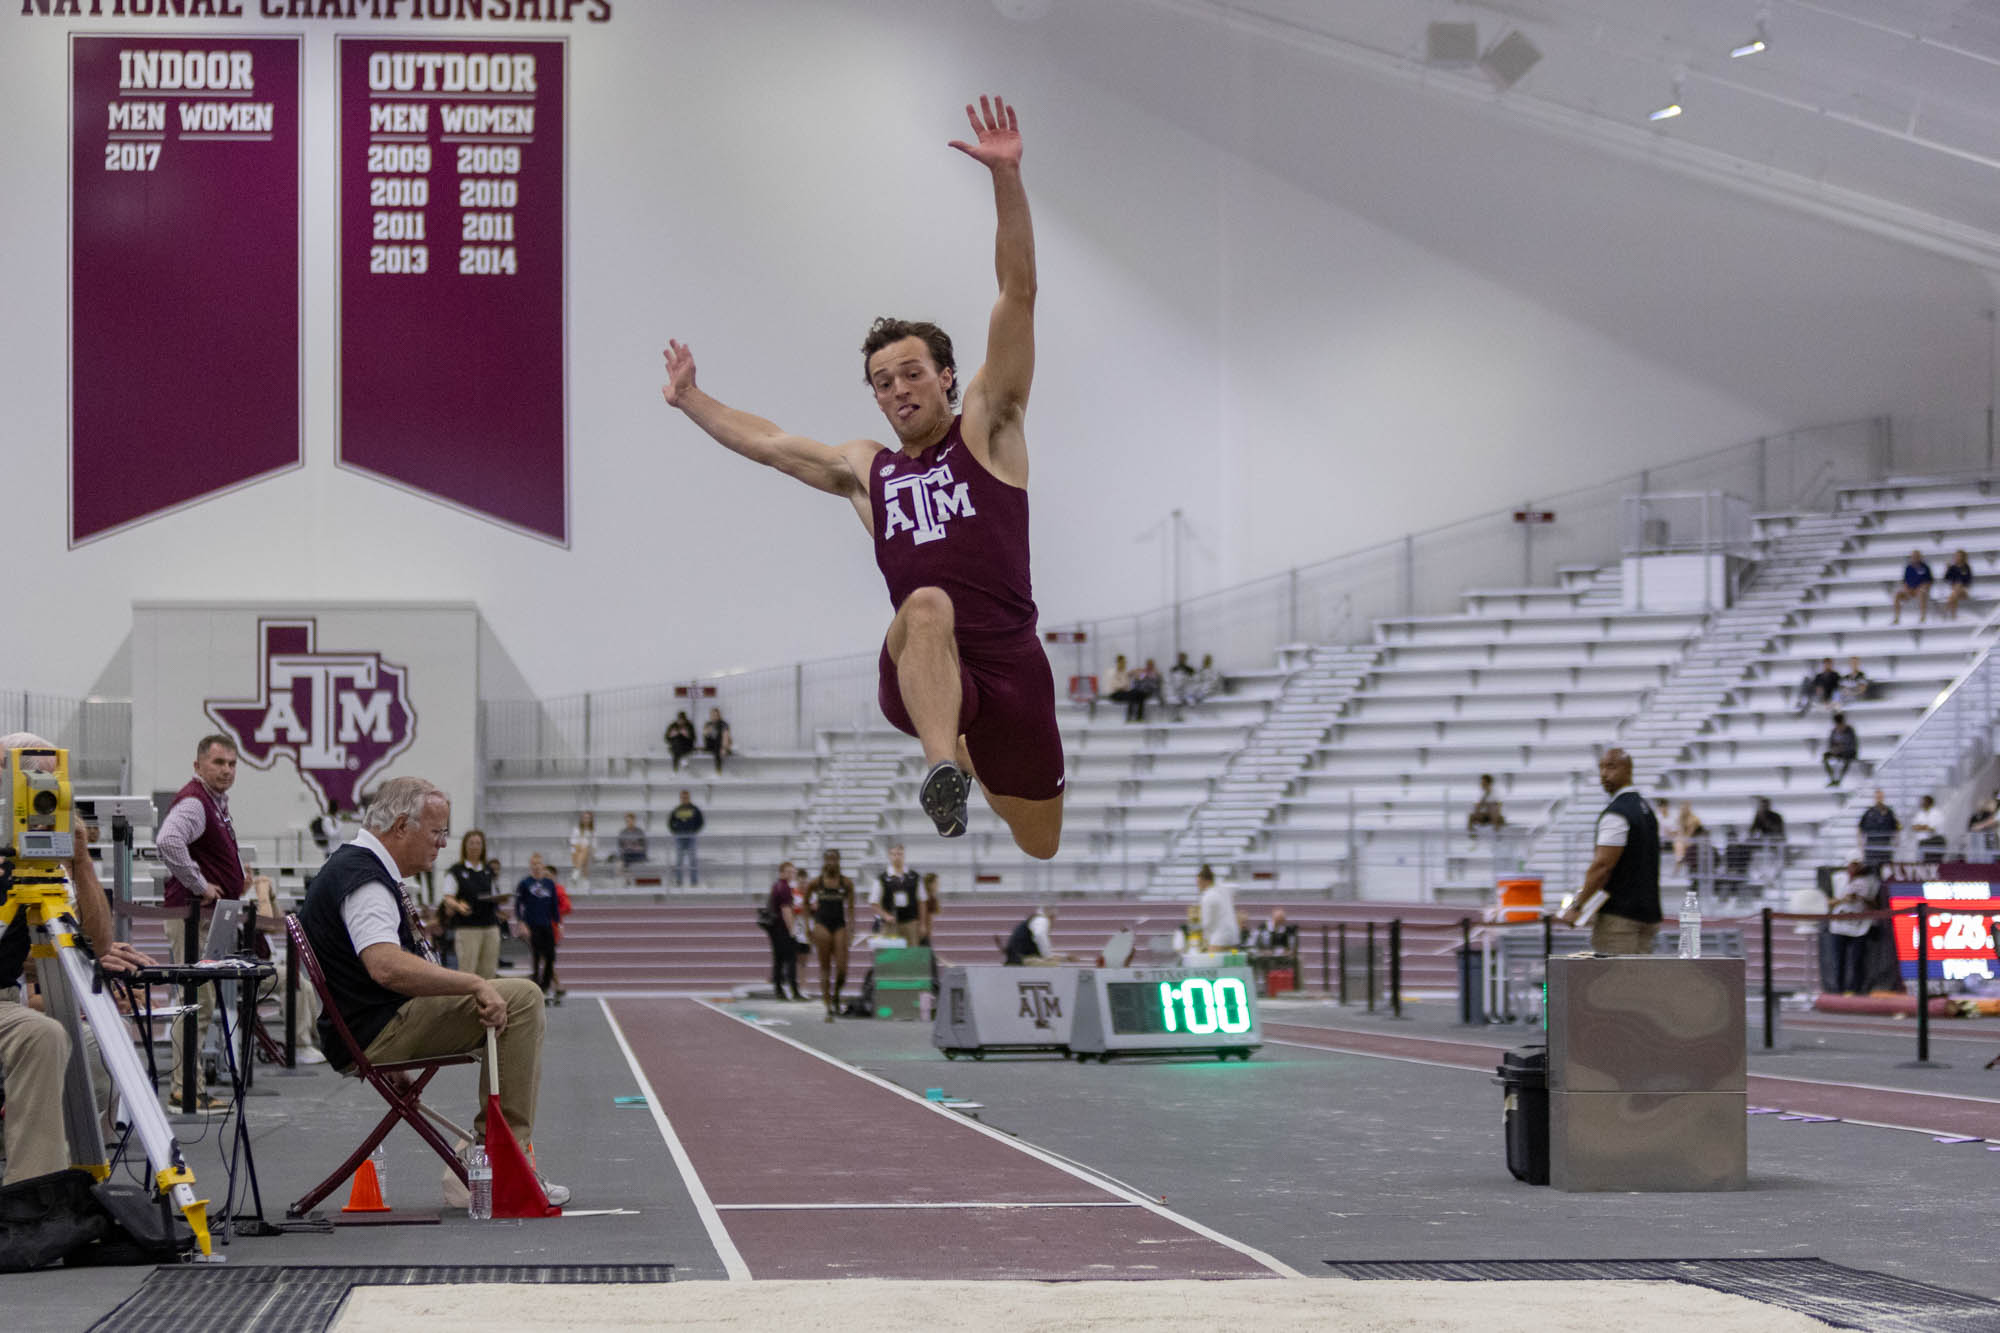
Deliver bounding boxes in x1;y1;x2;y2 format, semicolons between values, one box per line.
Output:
0;692;130;787
482;415;1898;763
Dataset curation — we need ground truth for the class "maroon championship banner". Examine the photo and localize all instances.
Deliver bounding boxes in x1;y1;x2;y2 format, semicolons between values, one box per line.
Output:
337;38;568;544
70;36;302;546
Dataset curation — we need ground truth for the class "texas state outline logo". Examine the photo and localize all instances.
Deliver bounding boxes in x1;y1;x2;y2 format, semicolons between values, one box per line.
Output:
204;618;418;813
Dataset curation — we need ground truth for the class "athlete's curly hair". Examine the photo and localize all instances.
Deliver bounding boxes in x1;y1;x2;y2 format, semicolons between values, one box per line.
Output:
861;317;958;406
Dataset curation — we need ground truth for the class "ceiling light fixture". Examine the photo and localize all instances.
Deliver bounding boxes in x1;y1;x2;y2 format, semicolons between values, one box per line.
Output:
1730;22;1769;58
1479;29;1542;89
1649;76;1685;121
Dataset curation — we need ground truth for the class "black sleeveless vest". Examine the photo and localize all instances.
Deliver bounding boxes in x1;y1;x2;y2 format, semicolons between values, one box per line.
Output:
1601;789;1663;925
1004;916;1040;965
299;843;417;1066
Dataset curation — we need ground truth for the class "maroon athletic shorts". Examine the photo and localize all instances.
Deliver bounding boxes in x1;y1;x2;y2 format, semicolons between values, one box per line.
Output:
877;632;1067;802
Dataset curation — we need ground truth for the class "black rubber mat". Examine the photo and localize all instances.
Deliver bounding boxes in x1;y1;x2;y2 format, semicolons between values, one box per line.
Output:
1323;1257;2000;1333
90;1262;676;1333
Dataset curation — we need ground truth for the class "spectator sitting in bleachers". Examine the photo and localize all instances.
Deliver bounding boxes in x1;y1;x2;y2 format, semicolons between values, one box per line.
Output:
1166;651;1197;708
1891;548;1933;624
1797;657;1840;713
617;812;648;869
1941;549;1975;620
1748;796;1785;844
1466;773;1505;837
1128;659;1163;722
1838;656;1871;704
1856;789;1899;867
1909;794;1946;862
1742;798;1788;880
1672;801;1708;872
702;707;734;774
1822;711;1858;786
1249;907;1297;956
1103;654;1136;718
664;711;696;771
1188;654;1221;707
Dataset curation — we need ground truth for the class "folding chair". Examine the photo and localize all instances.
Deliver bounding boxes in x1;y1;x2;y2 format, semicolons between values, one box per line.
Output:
284;914;477;1218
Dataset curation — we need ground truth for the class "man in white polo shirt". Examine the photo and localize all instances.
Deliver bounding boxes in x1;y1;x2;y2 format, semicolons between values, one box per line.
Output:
296;775;566;1204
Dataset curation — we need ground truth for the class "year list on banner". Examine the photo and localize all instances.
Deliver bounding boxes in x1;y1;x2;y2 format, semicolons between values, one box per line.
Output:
338;38;568;545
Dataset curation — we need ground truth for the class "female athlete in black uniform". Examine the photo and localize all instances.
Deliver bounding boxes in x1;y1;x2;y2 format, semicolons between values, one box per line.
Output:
808;849;856;1021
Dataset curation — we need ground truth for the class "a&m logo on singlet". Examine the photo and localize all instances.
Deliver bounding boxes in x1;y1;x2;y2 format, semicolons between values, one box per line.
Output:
882;462;976;546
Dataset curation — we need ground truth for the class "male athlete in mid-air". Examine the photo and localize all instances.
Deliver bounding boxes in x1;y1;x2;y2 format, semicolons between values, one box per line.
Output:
661;95;1063;859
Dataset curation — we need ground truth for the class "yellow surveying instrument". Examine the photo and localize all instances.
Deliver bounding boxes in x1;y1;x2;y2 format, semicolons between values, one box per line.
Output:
1;745;214;1259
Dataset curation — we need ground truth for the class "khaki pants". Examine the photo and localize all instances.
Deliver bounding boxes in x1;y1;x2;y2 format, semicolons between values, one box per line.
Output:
361;977;545;1142
456;925;502;980
168;924;215;1101
261;956;322;1051
1591;912;1661;957
896;920;924;947
0;1000;71;1184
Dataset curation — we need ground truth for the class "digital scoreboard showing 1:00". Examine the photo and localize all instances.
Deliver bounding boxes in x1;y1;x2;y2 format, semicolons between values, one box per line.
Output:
1105;978;1254;1036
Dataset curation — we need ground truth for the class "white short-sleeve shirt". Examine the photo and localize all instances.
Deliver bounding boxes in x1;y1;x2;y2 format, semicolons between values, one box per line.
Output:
1595;785;1643;849
338;828;408;955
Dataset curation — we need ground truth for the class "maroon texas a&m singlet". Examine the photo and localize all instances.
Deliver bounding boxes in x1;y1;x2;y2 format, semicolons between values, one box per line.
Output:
869;417;1037;651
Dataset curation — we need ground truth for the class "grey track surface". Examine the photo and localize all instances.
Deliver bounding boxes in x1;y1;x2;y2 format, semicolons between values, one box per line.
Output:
14;984;2000;1329
740;992;2000;1309
3;998;724;1330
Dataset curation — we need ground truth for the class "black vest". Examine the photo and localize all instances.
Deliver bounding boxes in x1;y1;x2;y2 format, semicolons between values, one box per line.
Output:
445;861;500;928
1003;916;1041;965
299;843;417;1067
1600;789;1662;925
880;869;922;922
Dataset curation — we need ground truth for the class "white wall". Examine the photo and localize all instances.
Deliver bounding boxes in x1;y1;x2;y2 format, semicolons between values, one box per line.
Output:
3;0;1993;703
131;602;479;844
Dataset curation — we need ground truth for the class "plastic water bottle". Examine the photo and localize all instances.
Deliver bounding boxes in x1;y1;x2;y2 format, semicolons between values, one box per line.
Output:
368;1144;387;1197
467;1144;493;1221
1678;889;1702;959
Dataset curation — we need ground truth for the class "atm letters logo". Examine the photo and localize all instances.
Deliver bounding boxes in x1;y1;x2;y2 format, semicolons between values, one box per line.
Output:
205;619;418;813
1016;980;1062;1029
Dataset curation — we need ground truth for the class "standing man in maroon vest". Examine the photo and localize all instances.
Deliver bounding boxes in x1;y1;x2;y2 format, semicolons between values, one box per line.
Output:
157;733;244;1114
661;95;1064;860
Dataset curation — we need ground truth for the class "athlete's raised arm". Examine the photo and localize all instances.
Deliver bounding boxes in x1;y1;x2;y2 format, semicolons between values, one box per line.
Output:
951;95;1035;487
662;340;876;528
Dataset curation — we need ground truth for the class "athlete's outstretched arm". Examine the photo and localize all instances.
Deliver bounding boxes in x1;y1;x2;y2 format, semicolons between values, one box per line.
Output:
951;96;1035;480
662;340;872;513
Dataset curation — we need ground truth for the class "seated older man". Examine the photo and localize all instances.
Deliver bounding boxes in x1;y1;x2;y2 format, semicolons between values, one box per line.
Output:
297;775;566;1204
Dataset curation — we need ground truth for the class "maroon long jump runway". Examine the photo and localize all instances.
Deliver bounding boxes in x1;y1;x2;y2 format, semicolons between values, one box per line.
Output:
1262;1020;2000;1140
607;998;1282;1281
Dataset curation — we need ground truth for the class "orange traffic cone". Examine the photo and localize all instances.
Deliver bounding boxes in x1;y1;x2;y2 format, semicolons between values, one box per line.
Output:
485;1030;560;1219
341;1156;391;1213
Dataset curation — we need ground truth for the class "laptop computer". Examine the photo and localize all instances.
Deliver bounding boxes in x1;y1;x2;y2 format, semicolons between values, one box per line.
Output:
202;898;249;959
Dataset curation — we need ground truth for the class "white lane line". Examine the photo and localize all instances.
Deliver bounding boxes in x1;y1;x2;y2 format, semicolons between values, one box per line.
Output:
715;1201;1141;1211
696;998;1305;1279
1265;1035;1491;1074
1265;1037;1994;1142
600;998;752;1281
1749;1072;2000;1106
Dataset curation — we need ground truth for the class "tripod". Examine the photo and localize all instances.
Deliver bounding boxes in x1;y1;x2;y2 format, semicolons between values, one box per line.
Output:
4;868;215;1259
